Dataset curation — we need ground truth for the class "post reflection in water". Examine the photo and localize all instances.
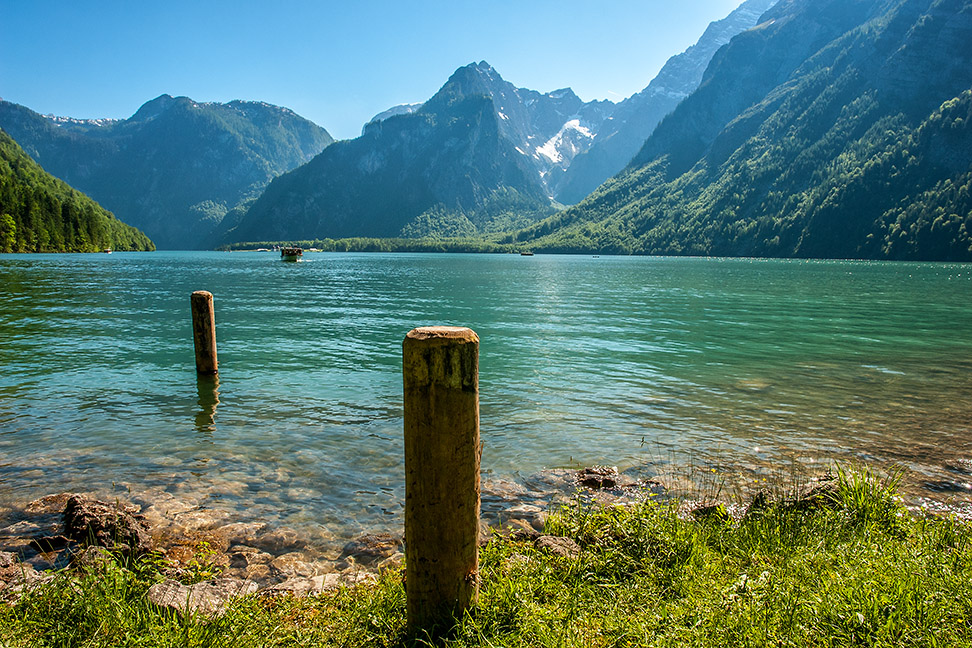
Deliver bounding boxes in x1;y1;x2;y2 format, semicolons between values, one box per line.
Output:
194;374;220;434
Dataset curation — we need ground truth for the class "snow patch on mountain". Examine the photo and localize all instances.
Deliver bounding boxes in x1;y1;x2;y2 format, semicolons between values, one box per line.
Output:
535;119;596;165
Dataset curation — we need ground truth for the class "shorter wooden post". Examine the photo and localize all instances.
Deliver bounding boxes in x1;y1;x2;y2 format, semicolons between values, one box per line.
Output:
403;326;481;637
190;291;218;375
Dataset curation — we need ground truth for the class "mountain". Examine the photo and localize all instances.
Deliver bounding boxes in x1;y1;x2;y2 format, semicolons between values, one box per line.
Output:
554;0;779;204
513;0;972;261
0;96;333;249
0;128;154;252
223;0;783;246
222;66;554;244
222;62;618;244
428;62;616;198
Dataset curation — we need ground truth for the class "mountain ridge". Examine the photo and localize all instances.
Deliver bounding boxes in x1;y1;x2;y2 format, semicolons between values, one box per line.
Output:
511;0;972;261
0;96;333;249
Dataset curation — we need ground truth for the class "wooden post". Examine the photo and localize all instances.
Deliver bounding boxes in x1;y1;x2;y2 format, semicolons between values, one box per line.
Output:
190;291;218;375
403;326;481;636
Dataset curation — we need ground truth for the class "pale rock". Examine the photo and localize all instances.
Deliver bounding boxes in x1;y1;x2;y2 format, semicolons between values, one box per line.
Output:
147;578;258;617
534;535;581;558
25;492;76;514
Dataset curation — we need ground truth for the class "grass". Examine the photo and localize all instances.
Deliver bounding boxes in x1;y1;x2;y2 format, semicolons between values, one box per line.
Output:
2;465;972;647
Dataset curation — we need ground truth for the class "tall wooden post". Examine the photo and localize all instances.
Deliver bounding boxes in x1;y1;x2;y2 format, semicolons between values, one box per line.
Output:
190;291;218;375
403;326;481;636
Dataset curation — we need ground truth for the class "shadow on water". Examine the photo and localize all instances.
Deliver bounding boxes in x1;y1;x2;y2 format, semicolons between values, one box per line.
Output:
194;374;220;436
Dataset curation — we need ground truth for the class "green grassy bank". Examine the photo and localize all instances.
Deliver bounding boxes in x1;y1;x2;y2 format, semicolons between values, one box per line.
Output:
2;467;971;647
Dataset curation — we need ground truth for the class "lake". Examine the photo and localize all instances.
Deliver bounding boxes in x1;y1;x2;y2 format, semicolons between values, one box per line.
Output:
1;252;971;551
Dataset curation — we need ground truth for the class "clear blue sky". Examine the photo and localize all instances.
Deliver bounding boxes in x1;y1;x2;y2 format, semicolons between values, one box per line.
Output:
1;0;743;140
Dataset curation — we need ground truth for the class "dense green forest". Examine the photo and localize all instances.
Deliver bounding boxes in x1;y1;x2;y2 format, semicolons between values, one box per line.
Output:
0;129;154;253
508;0;972;261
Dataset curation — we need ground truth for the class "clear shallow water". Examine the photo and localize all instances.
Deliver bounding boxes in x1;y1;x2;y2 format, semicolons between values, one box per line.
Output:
1;252;971;547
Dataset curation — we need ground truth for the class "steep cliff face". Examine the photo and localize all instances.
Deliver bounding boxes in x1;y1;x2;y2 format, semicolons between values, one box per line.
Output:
223;75;555;244
0;96;332;249
513;0;972;261
554;0;779;204
412;61;617;197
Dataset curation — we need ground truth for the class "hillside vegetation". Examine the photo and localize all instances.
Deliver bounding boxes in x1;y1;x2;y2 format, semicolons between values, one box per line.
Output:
0;129;153;253
511;0;972;261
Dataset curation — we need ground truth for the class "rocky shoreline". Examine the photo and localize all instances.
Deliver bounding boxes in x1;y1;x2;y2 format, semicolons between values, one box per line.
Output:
0;465;666;613
5;459;963;617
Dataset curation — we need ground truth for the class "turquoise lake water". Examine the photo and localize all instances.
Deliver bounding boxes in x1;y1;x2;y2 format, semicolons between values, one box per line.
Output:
1;252;971;546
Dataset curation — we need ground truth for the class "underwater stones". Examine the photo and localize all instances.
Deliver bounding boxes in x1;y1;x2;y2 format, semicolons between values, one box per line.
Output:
734;378;772;392
147;577;259;617
63;494;152;554
169;507;231;532
213;522;270;551
249;526;305;554
270;552;316;578
228;545;273;570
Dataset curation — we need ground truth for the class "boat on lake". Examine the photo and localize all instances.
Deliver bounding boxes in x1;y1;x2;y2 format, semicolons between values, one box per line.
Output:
280;247;303;262
520;251;534;256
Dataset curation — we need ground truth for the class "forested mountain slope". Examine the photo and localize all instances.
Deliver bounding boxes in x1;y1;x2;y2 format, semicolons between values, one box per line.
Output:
0;129;154;252
555;0;778;204
513;0;972;261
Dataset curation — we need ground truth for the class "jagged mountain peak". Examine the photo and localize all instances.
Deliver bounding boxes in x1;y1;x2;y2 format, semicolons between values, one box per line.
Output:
420;61;617;195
